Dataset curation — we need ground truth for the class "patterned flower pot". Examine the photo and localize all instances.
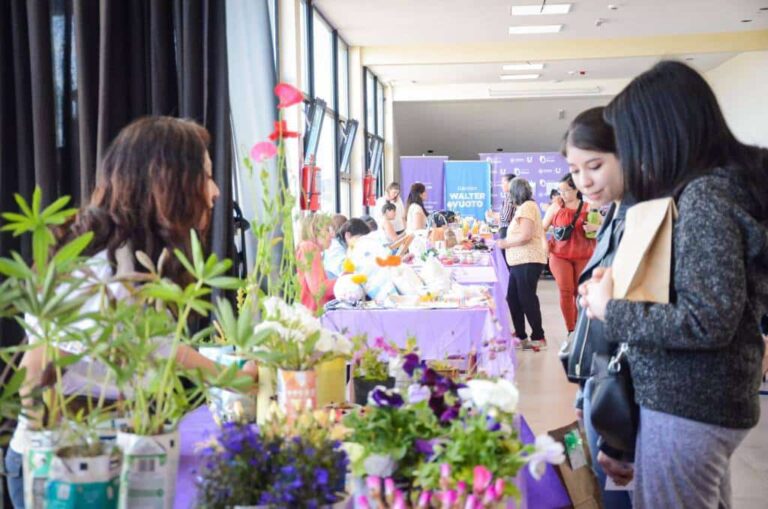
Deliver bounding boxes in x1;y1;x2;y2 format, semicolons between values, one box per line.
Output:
276;369;317;416
23;429;75;509
45;445;121;508
116;427;180;509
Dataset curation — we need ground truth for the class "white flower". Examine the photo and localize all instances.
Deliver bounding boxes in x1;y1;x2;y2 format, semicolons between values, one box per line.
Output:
262;296;290;319
253;321;286;338
457;378;519;414
407;384;431;404
528;434;566;480
334;334;354;355
315;330;336;353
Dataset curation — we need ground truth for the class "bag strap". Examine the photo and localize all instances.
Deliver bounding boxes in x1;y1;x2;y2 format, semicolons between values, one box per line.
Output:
566;200;584;229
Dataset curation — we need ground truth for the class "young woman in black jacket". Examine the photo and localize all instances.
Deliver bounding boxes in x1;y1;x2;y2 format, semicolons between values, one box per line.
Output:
580;61;768;509
562;107;634;508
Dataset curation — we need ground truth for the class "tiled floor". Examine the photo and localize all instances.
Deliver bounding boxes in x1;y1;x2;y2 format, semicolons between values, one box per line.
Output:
514;280;768;509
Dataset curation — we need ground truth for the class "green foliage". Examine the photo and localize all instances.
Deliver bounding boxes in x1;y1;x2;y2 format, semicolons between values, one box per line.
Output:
352;348;389;381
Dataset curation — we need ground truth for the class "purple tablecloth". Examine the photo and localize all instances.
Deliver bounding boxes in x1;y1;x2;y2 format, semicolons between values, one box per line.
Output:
174;406;571;509
321;307;497;360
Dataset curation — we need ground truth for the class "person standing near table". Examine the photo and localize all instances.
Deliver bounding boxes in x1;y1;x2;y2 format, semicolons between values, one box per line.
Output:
496;178;548;350
544;174;596;333
374;182;406;235
297;213;337;312
488;174;516;239
406;182;429;233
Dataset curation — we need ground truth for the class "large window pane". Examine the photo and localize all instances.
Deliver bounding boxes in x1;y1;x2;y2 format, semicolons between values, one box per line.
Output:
337;40;349;118
340;180;351;217
312;11;333;103
376;82;385;137
299;0;309;94
365;70;375;134
317;112;337;212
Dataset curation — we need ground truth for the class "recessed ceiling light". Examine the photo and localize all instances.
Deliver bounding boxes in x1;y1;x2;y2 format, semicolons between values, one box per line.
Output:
502;63;545;71
508;24;563;34
511;3;572;15
742;19;753;22
500;73;541;80
608;4;619;10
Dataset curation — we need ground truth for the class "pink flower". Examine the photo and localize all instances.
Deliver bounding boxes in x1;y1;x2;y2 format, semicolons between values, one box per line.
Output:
482;484;499;504
356;495;371;509
250;141;277;163
393;491;406;509
417;491;432;508
456;480;467;499
275;82;304;108
440;463;451;479
472;465;492;494
464;494;479;509
366;475;381;494
440;489;458;508
494;477;505;496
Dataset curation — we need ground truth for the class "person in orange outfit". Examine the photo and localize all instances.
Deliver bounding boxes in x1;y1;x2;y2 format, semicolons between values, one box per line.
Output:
543;174;596;333
297;213;336;313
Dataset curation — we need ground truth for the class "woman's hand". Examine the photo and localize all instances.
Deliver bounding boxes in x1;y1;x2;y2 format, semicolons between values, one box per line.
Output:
597;451;634;486
578;267;613;321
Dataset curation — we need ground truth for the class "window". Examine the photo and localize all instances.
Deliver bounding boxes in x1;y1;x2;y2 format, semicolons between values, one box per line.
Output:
299;0;309;94
337;40;349;119
317;111;337;213
312;11;333;104
376;82;385;137
268;0;278;72
365;70;376;134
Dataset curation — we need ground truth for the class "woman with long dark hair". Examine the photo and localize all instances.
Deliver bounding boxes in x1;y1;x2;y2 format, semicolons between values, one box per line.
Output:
580;61;768;508
543;173;596;333
4;117;258;508
405;182;428;232
562;106;633;509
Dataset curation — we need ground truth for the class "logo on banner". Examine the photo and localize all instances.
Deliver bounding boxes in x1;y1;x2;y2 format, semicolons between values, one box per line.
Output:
555;167;562;174
526;156;534;163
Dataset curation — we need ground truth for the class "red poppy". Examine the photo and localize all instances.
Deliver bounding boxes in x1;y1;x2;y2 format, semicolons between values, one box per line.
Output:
268;120;299;141
274;83;304;108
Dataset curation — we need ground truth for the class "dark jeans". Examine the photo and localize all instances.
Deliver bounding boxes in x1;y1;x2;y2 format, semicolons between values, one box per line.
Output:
4;447;24;508
506;262;545;340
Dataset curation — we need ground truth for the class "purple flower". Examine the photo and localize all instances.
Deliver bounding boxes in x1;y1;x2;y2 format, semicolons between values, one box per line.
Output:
415;439;435;457
402;353;422;377
369;386;404;408
440;405;460;423
315;468;329;485
486;415;501;431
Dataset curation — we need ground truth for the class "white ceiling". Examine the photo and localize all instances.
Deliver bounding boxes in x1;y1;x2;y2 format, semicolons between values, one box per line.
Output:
315;0;768;47
379;51;736;84
394;96;609;161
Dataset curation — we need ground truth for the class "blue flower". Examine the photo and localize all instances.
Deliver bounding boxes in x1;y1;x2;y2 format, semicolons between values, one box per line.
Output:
316;468;329;485
369;386;404;408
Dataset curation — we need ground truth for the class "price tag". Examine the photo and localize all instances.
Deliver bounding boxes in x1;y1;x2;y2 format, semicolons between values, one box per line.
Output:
564;429;588;471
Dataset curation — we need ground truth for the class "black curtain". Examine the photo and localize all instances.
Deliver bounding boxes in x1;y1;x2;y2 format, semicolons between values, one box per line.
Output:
0;0;234;335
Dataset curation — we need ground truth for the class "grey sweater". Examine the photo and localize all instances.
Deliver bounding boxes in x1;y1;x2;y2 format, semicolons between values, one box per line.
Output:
605;168;767;429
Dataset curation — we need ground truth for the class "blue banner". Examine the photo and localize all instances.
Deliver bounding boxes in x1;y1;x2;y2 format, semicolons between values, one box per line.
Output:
443;161;491;219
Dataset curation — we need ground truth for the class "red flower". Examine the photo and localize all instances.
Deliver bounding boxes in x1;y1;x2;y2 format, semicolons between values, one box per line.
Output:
268;120;299;141
274;83;304;108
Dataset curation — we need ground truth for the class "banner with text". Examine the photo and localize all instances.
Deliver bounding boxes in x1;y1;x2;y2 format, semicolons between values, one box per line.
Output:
443;161;491;220
400;156;448;213
479;152;568;215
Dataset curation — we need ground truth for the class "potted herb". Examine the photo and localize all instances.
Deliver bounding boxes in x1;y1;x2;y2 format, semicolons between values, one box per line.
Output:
351;337;397;406
250;296;353;416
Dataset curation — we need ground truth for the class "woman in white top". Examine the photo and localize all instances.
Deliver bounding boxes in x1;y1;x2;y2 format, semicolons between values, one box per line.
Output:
405;182;429;233
374;182;406;234
5;117;258;508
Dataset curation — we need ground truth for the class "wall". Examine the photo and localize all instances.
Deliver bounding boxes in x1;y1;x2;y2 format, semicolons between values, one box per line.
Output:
706;51;768;147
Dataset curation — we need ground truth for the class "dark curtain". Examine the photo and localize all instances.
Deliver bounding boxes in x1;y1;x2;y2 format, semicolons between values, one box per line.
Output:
0;0;234;338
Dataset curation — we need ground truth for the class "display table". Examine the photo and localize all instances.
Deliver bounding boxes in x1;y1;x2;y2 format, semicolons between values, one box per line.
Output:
321;307;497;360
174;406;571;509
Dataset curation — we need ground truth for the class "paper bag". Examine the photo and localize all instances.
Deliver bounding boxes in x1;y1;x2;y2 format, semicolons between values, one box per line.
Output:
611;197;678;303
549;422;603;509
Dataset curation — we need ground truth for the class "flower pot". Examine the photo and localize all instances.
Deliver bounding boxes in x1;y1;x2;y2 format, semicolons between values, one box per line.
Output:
352;376;395;406
116;428;179;509
200;345;259;423
45;445;121;508
316;357;347;407
276;369;317;416
22;429;75;509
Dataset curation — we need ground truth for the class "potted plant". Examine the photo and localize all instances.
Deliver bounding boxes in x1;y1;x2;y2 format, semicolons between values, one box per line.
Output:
196;409;349;508
351;337;397;406
0;189;114;508
250;296;353;416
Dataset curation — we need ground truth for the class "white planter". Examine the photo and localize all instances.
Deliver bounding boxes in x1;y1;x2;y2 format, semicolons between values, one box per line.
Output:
23;429;75;509
116;428;180;509
45;445;121;508
200;346;259;424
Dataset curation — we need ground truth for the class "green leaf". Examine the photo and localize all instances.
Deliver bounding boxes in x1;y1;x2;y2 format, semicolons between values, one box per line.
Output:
207;276;243;290
13;193;33;217
31;187;42;216
52;232;93;266
190;230;204;275
174;249;196;276
0;258;28;278
1;367;27;400
40;195;71;219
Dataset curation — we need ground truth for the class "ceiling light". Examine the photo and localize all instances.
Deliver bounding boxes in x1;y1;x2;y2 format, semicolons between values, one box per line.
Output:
488;86;604;98
608;4;619;10
741;19;753;22
502;63;545;71
500;74;541;80
508;24;563;34
511;4;572;15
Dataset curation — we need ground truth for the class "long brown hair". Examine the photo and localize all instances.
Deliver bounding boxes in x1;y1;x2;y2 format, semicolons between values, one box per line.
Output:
63;116;212;286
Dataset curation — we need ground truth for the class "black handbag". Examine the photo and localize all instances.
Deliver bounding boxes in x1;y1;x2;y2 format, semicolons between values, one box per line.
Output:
558;313;592;383
589;343;639;455
552;200;584;241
